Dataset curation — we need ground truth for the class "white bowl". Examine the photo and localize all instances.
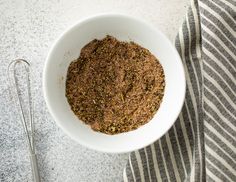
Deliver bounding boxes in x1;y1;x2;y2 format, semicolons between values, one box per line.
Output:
43;14;186;153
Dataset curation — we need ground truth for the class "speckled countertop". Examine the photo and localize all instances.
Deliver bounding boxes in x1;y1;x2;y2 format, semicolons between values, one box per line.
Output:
0;0;188;181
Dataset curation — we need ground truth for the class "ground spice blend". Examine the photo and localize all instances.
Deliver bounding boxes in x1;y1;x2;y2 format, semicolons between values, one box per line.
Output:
66;36;165;135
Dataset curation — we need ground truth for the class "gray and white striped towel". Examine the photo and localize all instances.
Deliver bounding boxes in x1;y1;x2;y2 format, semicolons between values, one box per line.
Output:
124;0;236;181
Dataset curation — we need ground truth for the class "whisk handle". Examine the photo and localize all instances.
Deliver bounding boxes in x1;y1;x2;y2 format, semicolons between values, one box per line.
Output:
30;154;41;182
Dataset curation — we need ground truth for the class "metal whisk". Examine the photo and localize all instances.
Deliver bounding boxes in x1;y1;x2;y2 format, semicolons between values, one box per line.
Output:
7;59;41;182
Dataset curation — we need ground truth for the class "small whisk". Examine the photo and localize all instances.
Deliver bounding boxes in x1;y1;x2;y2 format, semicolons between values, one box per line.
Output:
8;59;41;182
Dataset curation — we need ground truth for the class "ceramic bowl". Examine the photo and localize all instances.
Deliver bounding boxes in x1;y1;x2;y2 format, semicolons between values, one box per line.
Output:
43;14;186;153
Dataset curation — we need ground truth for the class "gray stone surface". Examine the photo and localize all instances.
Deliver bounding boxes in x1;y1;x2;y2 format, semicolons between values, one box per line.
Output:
0;0;188;181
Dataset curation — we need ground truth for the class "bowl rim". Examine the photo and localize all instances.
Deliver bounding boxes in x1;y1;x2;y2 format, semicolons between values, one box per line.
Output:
43;13;186;153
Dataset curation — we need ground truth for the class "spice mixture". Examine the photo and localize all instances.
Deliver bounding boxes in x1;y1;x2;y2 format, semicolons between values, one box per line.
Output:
66;36;165;134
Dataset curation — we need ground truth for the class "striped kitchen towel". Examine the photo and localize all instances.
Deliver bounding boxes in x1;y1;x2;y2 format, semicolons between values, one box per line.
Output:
124;0;236;181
